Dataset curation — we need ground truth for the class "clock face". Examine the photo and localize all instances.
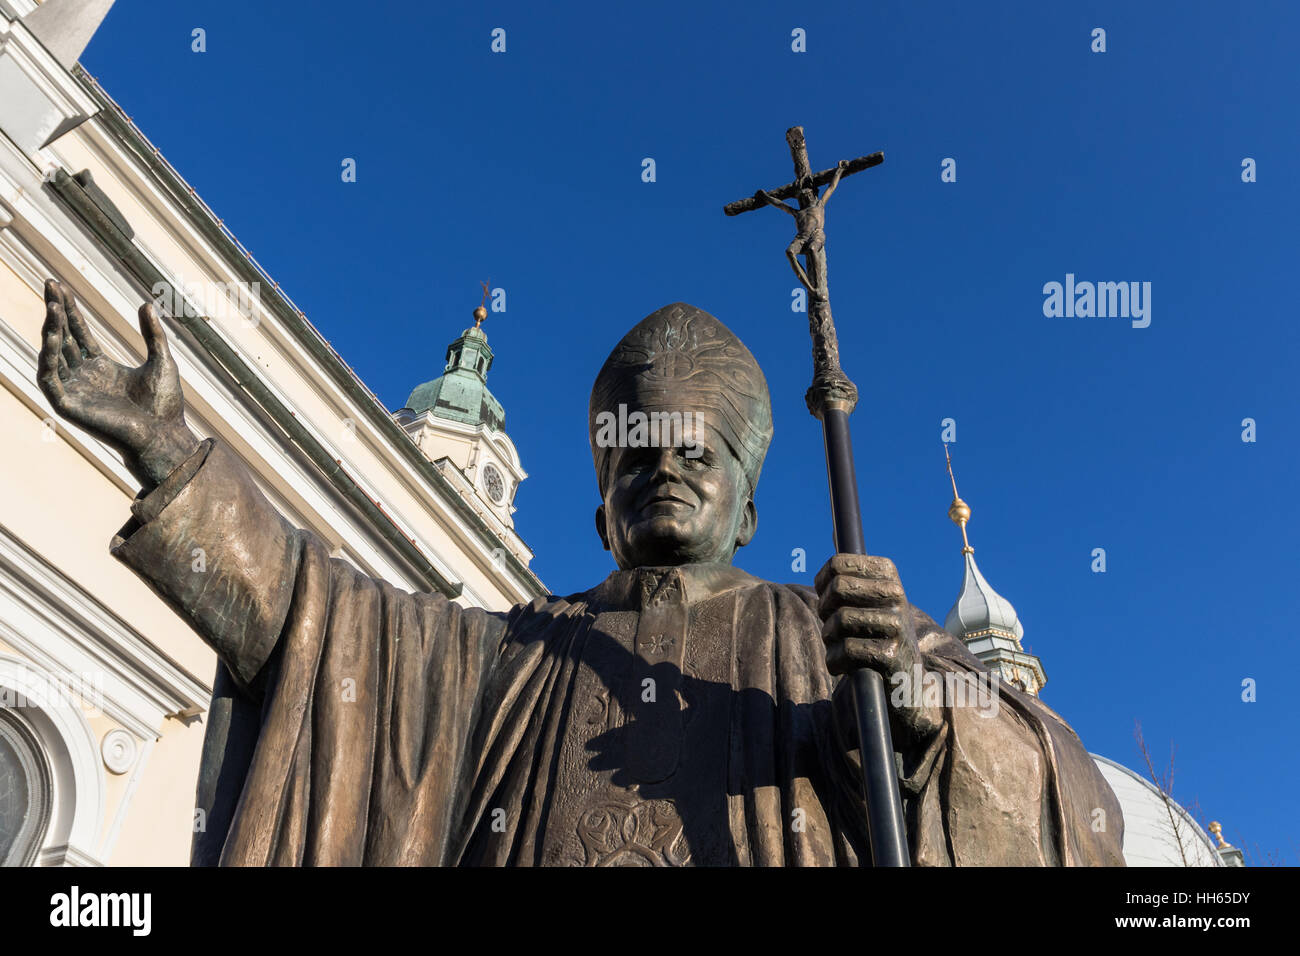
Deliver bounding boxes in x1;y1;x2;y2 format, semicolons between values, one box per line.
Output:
482;462;506;504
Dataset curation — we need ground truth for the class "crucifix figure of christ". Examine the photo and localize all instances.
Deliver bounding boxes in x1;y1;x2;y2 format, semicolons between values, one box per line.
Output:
725;129;882;416
755;157;848;301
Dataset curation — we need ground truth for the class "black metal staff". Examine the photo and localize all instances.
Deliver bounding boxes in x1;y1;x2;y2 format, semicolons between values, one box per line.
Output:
725;126;909;867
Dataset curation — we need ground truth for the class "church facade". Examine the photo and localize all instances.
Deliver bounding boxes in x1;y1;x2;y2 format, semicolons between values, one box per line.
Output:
0;0;542;865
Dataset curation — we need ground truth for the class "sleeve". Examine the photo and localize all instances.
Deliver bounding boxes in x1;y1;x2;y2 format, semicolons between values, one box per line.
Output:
109;437;302;693
831;607;1126;866
108;436;515;865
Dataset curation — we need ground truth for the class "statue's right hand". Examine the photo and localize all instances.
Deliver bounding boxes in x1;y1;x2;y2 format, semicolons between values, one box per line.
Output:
38;279;198;490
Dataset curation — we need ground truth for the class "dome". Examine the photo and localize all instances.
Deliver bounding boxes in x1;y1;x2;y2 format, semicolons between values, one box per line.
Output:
1091;755;1224;866
404;374;505;432
402;320;505;432
944;550;1024;642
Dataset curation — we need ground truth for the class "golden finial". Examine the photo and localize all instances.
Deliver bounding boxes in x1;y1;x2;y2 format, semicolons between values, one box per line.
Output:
945;445;973;554
474;279;490;328
1208;821;1229;849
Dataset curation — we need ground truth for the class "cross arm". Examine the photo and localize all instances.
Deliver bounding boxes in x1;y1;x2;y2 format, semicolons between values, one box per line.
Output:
723;151;883;216
755;189;799;216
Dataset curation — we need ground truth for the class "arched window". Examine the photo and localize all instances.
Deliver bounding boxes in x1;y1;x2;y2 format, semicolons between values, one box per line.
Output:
0;709;53;867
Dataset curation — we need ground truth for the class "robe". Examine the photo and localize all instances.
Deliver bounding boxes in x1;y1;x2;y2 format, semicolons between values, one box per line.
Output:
110;438;1125;866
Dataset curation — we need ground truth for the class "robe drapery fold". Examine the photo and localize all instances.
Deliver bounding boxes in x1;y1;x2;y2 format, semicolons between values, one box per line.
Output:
111;438;1124;866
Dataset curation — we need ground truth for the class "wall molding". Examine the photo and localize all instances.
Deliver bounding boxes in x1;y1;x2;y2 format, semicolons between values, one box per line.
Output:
0;520;210;738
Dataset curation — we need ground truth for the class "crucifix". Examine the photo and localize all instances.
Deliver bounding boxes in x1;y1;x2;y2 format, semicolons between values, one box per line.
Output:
725;126;909;867
475;279;491;328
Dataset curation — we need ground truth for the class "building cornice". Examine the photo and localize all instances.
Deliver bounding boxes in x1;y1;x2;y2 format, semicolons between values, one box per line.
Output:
0;14;98;157
404;407;527;478
0;2;40;23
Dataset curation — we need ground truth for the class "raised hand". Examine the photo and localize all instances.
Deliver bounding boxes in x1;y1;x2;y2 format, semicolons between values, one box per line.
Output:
37;280;198;490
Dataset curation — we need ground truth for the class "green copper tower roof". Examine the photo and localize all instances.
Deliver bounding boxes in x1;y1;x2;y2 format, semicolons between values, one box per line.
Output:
402;311;505;432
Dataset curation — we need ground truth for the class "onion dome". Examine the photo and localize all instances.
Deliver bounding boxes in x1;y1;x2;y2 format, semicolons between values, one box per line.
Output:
402;301;505;432
941;447;1043;695
945;549;1025;642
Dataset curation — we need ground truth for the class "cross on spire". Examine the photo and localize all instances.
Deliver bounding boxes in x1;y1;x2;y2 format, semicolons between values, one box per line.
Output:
474;279;490;329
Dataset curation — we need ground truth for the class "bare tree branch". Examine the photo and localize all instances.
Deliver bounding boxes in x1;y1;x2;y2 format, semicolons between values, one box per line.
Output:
1135;720;1191;867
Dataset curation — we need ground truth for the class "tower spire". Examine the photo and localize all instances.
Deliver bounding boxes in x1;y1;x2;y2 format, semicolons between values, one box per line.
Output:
393;281;525;527
397;284;504;430
945;445;973;554
941;448;1046;696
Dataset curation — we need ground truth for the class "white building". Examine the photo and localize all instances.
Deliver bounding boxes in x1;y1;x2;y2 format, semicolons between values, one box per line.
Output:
0;0;543;865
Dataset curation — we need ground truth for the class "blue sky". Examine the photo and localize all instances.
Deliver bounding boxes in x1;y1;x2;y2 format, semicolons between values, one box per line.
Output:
81;1;1297;862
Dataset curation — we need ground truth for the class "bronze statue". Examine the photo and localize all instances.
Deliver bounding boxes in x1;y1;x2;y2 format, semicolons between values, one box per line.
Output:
37;280;1124;866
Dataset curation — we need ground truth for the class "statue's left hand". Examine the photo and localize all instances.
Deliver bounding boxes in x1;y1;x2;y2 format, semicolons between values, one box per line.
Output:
815;554;942;741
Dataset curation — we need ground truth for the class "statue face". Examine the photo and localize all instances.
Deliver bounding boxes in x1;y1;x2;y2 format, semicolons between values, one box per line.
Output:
595;410;756;569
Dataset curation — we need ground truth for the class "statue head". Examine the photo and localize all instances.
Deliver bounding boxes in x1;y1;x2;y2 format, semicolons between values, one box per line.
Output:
797;175;819;206
588;303;773;569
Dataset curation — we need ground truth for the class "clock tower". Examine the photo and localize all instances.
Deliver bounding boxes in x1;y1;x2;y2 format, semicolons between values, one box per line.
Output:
394;299;528;542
